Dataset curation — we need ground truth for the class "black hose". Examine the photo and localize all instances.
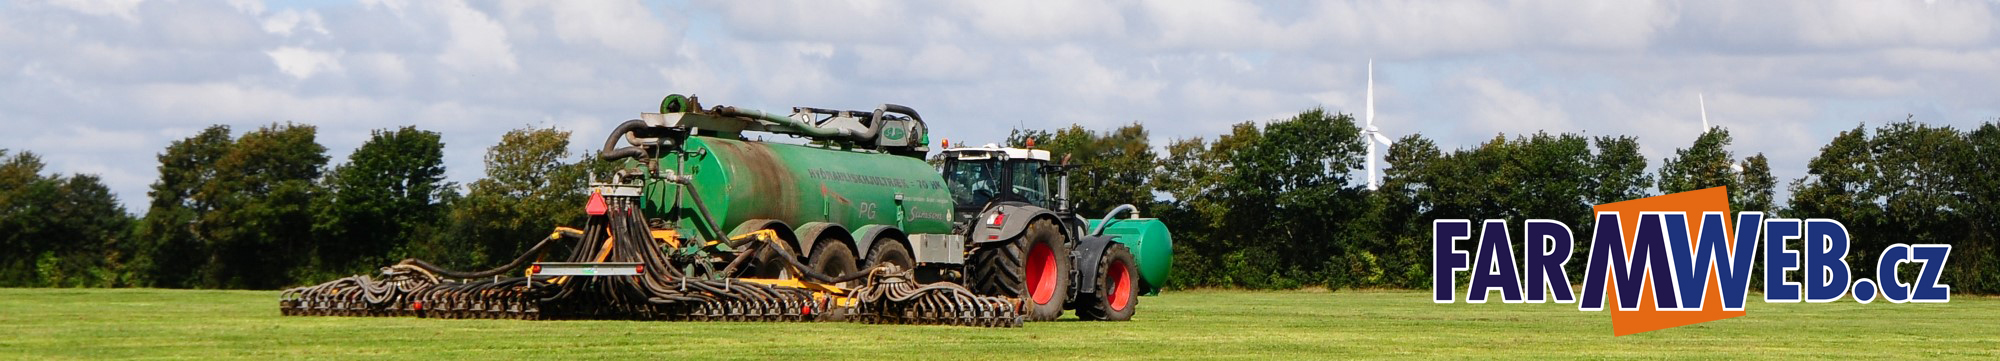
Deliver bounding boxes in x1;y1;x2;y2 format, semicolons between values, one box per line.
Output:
880;103;921;123
396;229;580;279
730;232;881;285
716;242;760;276
599;119;649;161
663;175;727;244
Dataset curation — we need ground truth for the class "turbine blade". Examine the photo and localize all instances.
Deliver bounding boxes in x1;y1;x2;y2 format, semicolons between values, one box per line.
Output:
1366;60;1375;127
1372;132;1394;146
1699;93;1710;131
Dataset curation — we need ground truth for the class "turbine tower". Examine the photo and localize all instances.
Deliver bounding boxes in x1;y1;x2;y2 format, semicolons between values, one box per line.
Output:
1363;60;1394;190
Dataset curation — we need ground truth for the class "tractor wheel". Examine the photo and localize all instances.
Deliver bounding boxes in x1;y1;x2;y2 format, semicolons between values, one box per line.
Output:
807;241;858;284
1076;244;1139;321
967;239;1023;295
969;219;1071;321
864;238;915;272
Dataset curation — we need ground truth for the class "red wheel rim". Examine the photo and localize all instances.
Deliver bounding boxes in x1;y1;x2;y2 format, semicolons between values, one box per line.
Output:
1108;259;1133;311
1027;242;1057;304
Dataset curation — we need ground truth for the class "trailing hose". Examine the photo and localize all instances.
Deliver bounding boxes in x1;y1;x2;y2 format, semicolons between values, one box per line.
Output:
394;228;581;279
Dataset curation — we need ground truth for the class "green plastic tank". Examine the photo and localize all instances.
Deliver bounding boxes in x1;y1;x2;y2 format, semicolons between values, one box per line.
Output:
642;136;957;240
1086;218;1172;295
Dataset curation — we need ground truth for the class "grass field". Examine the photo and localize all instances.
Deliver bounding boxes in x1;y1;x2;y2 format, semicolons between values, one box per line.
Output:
2;288;1996;360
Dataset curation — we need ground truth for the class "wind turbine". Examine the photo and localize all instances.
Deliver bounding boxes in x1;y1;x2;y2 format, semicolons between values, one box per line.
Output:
1364;60;1395;190
1698;93;1744;173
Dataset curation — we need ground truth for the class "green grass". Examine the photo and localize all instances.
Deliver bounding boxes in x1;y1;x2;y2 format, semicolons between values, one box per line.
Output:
2;288;1996;360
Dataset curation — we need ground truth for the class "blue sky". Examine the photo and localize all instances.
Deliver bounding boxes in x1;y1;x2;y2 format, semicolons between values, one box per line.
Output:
3;0;1997;213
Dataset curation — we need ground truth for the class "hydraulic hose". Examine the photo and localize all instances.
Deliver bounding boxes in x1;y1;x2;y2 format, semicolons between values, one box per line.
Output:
395;228;581;279
599;119;650;161
659;173;727;245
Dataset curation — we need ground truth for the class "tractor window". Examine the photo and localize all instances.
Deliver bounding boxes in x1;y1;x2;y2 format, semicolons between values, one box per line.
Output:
1010;160;1047;206
945;159;999;209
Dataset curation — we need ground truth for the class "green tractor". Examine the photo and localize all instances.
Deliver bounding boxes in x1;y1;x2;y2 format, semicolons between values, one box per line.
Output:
940;143;1172;321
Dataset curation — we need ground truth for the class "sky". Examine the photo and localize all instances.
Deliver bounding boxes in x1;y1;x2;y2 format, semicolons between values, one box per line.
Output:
2;0;1997;213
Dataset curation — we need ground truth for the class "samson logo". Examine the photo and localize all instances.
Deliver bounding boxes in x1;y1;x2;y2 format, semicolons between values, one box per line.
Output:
1429;187;1951;335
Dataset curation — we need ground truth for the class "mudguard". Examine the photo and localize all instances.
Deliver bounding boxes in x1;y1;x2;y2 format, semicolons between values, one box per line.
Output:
850;224;907;259
1071;234;1125;294
966;203;1061;245
793;222;851;258
729;219;798;253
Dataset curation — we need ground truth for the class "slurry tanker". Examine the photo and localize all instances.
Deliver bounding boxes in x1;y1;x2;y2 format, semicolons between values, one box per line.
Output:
282;94;1172;326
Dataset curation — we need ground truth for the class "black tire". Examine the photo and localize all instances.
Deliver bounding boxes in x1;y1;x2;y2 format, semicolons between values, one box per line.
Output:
968;219;1071;321
1076;244;1139;321
864;238;915;272
745;247;787;279
807;241;858;285
732;220;794;279
967;238;1024;295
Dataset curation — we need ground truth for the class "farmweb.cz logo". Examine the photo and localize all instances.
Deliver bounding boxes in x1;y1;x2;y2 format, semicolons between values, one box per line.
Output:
1429;187;1953;336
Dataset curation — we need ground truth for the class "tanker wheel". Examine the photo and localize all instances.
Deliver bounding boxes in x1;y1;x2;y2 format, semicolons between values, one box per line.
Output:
745;247;788;279
864;238;915;272
807;241;858;286
1076;243;1139;321
969;219;1071;321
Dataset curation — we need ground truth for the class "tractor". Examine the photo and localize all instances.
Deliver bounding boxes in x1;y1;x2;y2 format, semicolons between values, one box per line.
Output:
939;142;1169;321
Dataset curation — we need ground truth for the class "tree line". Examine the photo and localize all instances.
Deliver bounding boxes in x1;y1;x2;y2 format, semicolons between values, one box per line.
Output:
1010;109;2000;294
1;124;595;288
2;110;1996;294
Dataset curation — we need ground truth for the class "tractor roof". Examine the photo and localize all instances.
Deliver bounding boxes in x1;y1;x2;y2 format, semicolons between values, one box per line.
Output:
942;143;1051;161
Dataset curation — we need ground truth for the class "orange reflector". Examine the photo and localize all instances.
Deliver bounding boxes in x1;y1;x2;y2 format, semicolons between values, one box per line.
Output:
635;264;645;274
585;191;608;215
529;264;542;274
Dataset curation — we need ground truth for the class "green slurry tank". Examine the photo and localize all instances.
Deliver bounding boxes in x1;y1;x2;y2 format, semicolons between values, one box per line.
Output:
640;136;956;238
597;93;1172;321
1087;218;1172;295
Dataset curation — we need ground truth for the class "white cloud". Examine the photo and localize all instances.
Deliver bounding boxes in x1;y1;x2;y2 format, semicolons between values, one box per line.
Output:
955;0;1125;42
266;46;343;79
536;0;677;55
701;0;919;42
432;0;518;73
43;0;147;21
1136;0;1289;50
128;82;393;125
1456;76;1572;137
261;9;328;36
350;53;414;89
1791;0;1994;48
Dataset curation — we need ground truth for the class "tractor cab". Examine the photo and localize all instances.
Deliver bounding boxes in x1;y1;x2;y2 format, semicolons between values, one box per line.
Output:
939;143;1056;215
